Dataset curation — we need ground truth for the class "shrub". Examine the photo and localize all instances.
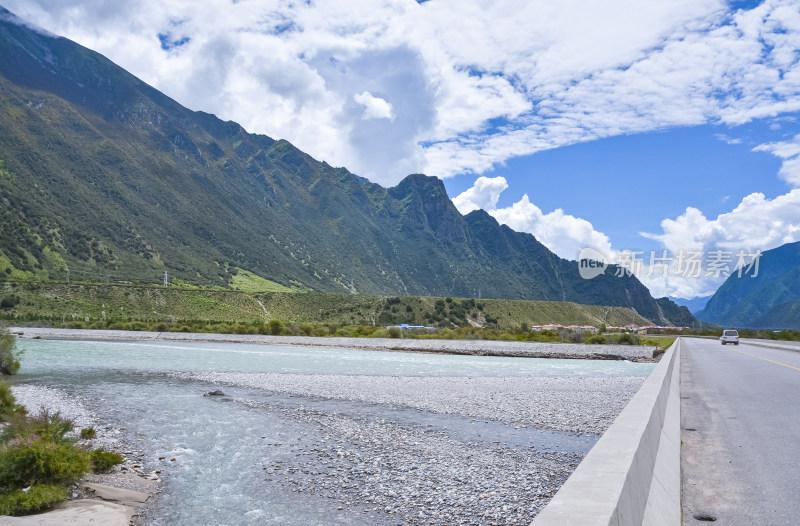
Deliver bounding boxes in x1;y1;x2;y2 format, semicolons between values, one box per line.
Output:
0;328;22;375
232;323;255;335
89;448;123;473
312;327;329;337
616;332;637;345
3;411;74;445
0;435;91;488
299;324;314;336
268;320;284;336
0;484;68;516
387;326;402;338
80;427;97;440
0;296;19;310
586;335;606;344
0;383;26;422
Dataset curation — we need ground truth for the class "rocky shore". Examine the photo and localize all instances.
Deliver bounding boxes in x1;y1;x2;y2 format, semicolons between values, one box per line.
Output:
6;385;160;525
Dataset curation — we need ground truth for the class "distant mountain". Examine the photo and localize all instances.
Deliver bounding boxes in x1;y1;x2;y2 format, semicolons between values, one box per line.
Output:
695;241;800;328
0;7;695;327
668;295;712;315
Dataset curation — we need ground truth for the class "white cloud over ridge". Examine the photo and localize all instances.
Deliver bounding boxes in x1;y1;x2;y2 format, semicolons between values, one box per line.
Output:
452;177;614;262
5;0;800;184
453;177;800;300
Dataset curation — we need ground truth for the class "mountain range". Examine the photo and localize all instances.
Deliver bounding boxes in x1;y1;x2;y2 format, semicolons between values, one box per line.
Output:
668;295;711;316
0;6;695;327
696;241;800;329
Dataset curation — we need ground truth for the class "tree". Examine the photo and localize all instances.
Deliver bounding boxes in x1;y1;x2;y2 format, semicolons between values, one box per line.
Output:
1;327;22;375
268;320;284;336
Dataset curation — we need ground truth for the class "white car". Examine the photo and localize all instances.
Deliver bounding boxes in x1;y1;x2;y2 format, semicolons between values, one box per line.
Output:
720;329;739;345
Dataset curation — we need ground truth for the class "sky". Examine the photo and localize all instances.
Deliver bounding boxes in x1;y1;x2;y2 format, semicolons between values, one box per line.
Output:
3;0;800;300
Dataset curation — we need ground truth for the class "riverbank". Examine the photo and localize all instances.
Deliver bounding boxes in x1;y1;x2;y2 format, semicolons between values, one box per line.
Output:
10;327;659;361
2;384;160;525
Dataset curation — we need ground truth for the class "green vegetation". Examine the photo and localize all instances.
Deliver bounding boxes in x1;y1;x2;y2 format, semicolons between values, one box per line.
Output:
0;282;652;331
79;427;96;440
0;385;124;515
89;448;124;473
0;430;91;488
229;269;294;293
0;484;68;516
0;382;25;421
0;327;21;375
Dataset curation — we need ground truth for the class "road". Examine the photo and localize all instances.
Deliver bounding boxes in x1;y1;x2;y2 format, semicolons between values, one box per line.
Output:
681;337;800;525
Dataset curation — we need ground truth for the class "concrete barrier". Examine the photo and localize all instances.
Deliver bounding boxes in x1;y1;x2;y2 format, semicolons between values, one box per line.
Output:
531;339;681;526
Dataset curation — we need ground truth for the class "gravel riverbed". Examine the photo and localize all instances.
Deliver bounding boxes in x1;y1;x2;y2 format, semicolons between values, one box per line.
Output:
174;370;645;524
181;372;644;434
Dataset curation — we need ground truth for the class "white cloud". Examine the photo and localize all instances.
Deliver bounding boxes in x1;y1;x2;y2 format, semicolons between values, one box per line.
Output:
452;177;613;260
714;133;742;145
490;195;614;261
353;91;394;121
4;0;800;184
753;134;800;186
451;176;508;214
639;189;800;297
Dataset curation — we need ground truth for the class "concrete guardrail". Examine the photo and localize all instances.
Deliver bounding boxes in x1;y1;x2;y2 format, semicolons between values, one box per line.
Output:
531;338;681;526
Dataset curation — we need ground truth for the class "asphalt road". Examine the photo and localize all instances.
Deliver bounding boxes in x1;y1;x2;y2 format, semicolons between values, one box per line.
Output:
681;337;800;525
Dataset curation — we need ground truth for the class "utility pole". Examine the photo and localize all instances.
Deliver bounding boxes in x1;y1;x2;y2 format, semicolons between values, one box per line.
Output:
163;271;168;287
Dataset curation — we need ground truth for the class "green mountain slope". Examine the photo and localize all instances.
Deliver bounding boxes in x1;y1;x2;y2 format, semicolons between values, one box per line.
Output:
749;301;800;330
0;7;694;326
696;241;800;328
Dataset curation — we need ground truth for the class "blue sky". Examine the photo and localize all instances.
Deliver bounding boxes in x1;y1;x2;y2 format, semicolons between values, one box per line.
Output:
446;120;795;249
3;0;800;299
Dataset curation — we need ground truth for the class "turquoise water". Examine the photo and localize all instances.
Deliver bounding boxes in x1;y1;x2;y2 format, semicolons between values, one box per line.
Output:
17;339;655;378
14;338;653;525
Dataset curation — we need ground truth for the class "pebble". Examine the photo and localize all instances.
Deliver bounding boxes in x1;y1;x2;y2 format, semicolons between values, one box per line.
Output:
179;372;644;434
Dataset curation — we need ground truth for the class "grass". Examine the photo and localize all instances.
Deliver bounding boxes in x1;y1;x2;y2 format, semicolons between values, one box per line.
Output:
1;281;653;330
638;336;678;350
229;269;294;293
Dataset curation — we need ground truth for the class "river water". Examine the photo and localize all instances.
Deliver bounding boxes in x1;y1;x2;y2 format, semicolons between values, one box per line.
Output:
14;339;654;525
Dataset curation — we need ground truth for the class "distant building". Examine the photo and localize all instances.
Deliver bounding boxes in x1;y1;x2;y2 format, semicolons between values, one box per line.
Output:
530;324;598;333
387;324;436;330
